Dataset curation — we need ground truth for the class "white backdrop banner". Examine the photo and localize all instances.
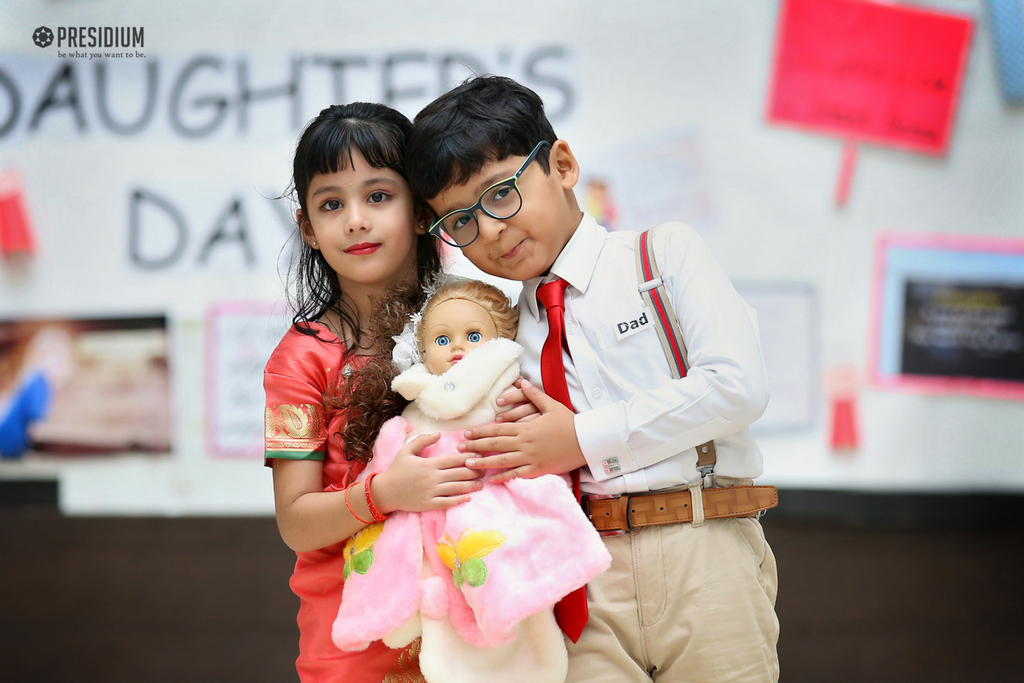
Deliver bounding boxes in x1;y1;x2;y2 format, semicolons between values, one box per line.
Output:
0;48;575;145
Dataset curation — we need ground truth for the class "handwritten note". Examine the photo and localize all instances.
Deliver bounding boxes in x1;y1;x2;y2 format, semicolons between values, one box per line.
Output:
737;284;817;432
578;130;717;233
206;302;291;458
767;0;973;155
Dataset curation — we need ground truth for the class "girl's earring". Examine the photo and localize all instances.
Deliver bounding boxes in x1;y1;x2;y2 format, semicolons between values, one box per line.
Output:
311;241;318;248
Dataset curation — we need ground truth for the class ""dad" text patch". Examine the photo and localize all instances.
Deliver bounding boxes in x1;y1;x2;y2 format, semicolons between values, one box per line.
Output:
614;310;650;341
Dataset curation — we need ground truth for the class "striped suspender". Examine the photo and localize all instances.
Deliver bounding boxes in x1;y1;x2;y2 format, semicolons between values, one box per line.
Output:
636;229;688;377
635;226;718;485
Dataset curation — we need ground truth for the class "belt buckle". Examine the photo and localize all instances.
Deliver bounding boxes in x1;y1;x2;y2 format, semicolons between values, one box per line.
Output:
583;494;627;537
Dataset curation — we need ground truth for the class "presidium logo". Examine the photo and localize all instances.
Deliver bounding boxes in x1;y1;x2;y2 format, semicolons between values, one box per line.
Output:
33;27;54;48
31;25;144;50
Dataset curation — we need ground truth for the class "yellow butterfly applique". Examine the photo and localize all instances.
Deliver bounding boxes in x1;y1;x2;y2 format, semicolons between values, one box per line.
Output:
436;529;506;588
343;522;385;580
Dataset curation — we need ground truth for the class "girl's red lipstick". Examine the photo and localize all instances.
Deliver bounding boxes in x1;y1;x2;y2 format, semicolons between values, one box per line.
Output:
344;242;381;255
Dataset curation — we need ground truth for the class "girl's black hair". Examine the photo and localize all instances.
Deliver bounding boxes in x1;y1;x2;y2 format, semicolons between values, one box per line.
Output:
288;102;441;346
287;103;443;463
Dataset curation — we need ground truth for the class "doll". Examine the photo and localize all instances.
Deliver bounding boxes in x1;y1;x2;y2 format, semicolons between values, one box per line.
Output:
331;278;611;683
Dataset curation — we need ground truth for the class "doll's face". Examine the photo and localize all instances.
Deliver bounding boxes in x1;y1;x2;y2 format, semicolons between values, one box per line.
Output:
421;298;499;375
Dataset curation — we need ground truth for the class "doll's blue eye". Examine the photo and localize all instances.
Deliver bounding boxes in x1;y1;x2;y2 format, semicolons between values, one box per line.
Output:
468;332;482;343
435;335;450;346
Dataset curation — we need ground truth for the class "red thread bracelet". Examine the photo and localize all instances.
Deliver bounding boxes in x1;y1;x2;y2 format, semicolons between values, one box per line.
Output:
344;482;373;525
364;473;389;523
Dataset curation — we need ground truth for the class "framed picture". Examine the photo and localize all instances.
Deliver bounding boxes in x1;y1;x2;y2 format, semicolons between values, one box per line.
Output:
0;315;171;457
869;232;1024;399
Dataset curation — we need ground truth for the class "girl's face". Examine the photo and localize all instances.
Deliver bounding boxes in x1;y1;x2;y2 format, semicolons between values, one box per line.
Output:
421;298;498;375
298;149;423;302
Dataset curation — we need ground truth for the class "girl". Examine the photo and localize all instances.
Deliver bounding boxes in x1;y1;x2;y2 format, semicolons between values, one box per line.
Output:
264;103;489;683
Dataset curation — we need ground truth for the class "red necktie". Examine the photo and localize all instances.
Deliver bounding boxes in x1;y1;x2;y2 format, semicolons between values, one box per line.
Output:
536;278;589;643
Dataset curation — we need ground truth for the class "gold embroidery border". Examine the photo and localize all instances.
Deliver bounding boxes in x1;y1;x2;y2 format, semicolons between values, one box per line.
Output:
265;403;326;441
383;638;424;683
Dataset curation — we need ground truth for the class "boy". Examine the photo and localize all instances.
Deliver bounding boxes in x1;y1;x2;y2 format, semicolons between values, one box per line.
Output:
406;76;779;683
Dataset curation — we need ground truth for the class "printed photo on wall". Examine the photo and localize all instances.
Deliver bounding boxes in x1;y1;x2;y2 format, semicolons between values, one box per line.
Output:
870;233;1024;399
0;316;171;458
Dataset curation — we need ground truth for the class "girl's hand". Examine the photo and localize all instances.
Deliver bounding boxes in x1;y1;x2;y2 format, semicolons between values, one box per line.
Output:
494;377;541;423
371;432;484;514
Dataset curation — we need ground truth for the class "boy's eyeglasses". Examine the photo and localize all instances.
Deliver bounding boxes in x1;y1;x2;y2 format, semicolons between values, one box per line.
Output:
428;140;551;248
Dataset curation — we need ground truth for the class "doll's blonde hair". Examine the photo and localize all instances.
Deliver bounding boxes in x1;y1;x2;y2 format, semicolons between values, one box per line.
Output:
417;280;518;353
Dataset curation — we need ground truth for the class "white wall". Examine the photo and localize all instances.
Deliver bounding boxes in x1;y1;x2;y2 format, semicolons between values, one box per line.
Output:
0;0;1021;515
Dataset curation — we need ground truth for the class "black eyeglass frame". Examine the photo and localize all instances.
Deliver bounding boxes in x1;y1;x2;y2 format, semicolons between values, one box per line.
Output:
427;140;552;247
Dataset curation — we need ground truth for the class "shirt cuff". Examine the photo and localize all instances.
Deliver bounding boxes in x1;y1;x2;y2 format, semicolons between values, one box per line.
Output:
574;403;637;482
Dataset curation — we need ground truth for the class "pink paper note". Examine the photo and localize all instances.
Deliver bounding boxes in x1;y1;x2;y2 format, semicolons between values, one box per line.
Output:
767;0;973;156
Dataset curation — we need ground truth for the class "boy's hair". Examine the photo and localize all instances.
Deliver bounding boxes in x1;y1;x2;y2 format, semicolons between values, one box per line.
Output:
406;76;557;200
418;279;519;356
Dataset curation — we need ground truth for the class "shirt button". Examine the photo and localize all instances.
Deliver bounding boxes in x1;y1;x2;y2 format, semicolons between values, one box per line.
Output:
566;323;577;335
591;387;602;399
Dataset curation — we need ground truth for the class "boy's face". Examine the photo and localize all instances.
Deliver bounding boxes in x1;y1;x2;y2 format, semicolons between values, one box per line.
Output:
427;140;581;282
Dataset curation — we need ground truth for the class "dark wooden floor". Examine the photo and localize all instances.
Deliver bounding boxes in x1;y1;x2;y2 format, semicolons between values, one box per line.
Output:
1;507;1022;682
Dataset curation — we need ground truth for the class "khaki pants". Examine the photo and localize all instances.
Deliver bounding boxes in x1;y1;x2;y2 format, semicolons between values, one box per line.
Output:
566;481;780;682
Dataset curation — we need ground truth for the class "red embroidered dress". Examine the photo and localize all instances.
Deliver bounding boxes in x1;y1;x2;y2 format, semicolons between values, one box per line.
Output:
264;323;421;683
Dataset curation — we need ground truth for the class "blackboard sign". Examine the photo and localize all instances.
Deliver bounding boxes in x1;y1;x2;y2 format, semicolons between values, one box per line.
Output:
901;281;1024;381
871;233;1024;400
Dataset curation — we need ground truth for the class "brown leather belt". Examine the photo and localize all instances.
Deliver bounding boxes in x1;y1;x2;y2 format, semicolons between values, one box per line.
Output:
583;485;779;533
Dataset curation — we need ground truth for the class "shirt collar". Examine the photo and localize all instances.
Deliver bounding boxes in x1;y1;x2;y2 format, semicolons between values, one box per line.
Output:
522;212;607;320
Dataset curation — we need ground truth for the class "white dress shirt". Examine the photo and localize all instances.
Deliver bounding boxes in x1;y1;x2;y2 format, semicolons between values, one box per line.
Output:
517;213;769;495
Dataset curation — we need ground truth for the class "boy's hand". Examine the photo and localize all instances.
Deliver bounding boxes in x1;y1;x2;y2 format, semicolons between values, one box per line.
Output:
460;380;586;483
373;433;484;514
494;377;540;423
